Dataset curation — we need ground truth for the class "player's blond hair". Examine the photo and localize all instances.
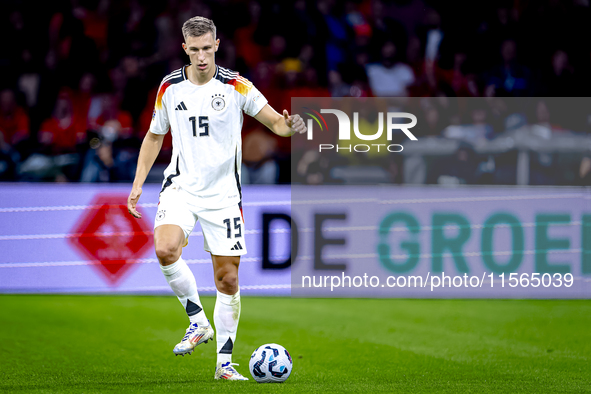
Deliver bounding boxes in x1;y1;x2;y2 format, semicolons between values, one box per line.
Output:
182;16;216;41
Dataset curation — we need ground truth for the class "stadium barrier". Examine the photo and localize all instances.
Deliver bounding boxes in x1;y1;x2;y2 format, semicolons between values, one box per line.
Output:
0;184;291;295
291;185;590;298
1;183;589;298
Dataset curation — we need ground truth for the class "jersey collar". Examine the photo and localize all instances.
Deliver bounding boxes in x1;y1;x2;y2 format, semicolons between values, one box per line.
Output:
185;64;218;87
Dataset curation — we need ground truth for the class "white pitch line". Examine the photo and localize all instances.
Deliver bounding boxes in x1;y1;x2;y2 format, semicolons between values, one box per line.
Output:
0;255;291;268
0;201;291;213
0;228;292;241
0;192;584;213
119;284;292;292
1;221;580;242
0;249;578;268
379;193;584;204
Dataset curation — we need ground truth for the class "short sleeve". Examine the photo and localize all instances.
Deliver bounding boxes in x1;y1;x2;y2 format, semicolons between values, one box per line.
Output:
236;79;268;117
149;82;170;135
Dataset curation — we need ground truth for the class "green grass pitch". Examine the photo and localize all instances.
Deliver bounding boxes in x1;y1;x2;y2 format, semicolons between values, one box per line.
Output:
0;295;589;393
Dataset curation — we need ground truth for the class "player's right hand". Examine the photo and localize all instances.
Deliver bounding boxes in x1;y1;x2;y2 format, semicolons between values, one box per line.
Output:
127;187;142;218
283;110;307;135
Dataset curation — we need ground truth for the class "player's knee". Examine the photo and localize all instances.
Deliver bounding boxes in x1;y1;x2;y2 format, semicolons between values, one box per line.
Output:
155;243;181;265
218;271;238;292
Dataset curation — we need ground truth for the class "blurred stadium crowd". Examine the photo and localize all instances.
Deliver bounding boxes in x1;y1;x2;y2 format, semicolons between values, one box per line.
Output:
1;0;591;185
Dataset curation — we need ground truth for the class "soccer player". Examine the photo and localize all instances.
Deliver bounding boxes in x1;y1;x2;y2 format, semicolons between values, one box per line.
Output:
126;16;305;381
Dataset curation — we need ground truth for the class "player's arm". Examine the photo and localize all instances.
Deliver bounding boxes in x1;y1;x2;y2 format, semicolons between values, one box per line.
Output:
254;104;307;137
127;131;165;218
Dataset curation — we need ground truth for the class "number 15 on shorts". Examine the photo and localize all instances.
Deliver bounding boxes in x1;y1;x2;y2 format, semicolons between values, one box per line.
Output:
223;217;242;238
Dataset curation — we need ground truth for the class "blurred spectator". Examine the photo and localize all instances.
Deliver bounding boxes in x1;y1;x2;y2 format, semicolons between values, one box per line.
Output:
92;94;134;139
121;56;149;122
544;50;578;96
242;129;279;184
297;44;316;71
81;121;138;183
2;0;591;187
380;0;426;41
318;0;350;72
0;132;18;180
138;87;173;163
72;73;97;128
328;70;351;97
75;0;109;52
38;89;86;155
296;150;332;185
340;51;372;97
33;89;87;181
233;1;264;70
527;100;566;185
79;92;138;183
417;99;446;136
268;35;288;71
81;139;119;183
0;89;30;150
485;39;532;96
530;100;565;139
291;0;320;50
46;6;101;86
436;51;480;97
442;103;494;146
366;41;415;97
291;68;331;98
344;1;372;39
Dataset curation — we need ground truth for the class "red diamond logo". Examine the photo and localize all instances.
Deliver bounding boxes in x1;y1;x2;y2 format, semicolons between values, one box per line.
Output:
68;194;153;285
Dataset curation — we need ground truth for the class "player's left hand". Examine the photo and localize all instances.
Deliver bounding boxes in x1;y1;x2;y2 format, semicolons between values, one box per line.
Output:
283;110;307;135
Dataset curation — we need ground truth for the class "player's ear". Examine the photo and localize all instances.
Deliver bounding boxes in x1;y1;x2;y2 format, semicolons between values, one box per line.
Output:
215;38;220;52
182;42;188;55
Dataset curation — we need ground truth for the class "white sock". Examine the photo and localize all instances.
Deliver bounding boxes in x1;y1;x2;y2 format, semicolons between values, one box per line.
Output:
214;289;241;364
160;257;209;327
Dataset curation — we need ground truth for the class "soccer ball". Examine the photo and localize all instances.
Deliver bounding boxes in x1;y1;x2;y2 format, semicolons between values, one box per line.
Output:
249;343;293;383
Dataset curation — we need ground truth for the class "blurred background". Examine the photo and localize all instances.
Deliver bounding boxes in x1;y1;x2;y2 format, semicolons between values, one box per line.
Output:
1;0;591;186
1;5;589;389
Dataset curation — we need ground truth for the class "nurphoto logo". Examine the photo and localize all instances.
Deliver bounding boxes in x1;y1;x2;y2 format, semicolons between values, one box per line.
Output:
304;108;418;153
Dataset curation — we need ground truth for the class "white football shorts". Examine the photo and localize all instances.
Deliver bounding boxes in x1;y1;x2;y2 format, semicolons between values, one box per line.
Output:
154;185;246;256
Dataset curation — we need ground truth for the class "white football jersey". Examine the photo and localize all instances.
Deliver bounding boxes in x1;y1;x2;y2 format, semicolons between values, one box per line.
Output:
150;65;268;209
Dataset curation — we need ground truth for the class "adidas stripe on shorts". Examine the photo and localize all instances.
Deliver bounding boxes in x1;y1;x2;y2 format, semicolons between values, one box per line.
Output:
154;185;246;256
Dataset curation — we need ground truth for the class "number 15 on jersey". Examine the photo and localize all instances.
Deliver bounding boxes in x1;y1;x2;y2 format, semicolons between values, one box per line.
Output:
189;116;209;136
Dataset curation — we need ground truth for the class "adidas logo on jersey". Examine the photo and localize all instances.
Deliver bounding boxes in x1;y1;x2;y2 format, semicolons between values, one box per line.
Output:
230;241;243;251
175;102;188;110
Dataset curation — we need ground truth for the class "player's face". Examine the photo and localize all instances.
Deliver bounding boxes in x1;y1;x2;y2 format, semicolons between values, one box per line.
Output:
182;32;219;76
